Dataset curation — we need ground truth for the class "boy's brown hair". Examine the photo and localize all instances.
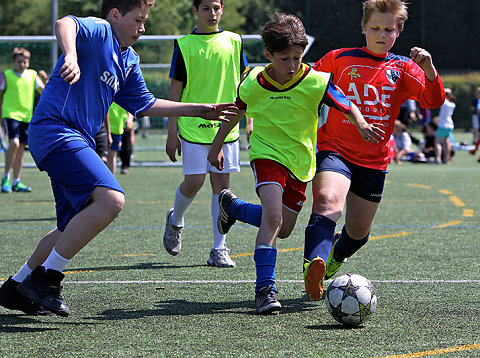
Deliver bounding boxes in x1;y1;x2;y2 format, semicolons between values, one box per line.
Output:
100;0;155;19
13;47;31;61
362;0;408;33
261;13;308;54
193;0;223;10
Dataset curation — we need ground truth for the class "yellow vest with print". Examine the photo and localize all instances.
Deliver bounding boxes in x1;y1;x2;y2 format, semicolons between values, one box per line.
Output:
240;64;331;182
177;31;243;144
108;102;128;135
2;69;37;123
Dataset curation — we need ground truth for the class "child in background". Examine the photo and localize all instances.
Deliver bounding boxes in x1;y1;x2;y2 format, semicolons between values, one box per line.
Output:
208;13;381;313
1;47;48;193
106;102;134;174
162;0;249;267
435;88;455;164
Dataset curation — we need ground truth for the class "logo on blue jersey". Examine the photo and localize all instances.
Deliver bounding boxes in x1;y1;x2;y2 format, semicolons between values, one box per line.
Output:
386;69;400;86
100;71;119;92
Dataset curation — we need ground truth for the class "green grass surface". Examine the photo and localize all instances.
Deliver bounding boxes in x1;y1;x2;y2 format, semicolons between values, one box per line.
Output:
1;131;480;357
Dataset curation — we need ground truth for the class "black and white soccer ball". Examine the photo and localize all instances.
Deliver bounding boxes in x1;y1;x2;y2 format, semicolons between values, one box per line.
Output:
325;273;377;327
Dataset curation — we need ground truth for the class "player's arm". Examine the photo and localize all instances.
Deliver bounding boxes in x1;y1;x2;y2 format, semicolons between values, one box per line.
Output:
165;78;183;162
208;110;245;171
410;47;437;82
36;70;48;94
55;16;81;85
141;99;236;122
104;113;112;147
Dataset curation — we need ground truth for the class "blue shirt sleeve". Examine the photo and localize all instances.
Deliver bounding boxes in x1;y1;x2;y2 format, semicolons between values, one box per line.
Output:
324;81;352;114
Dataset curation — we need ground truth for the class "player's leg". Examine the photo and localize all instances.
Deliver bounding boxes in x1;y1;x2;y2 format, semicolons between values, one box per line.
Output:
207;141;240;267
304;152;351;299
2;118;21;193
163;141;207;255
16;144;124;317
254;183;283;314
326;165;385;279
11;122;31;192
0;228;61;315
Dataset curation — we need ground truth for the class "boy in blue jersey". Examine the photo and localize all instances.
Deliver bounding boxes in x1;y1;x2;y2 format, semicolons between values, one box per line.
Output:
163;0;249;267
0;0;237;317
208;13;383;314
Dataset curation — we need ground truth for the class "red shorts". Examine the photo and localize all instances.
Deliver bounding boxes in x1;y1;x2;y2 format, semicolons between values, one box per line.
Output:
252;159;307;213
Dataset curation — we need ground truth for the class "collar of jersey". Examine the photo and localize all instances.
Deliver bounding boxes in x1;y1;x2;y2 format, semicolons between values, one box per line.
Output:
361;46;388;60
262;63;309;91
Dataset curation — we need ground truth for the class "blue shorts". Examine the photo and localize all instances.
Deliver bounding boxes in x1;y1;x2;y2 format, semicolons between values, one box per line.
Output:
38;141;124;231
316;151;386;203
110;134;122;151
436;127;453;139
5;118;29;144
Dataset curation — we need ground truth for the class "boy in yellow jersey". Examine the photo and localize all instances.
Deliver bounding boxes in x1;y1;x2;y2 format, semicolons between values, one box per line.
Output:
106;102;134;174
208;13;385;314
1;47;47;193
163;0;249;267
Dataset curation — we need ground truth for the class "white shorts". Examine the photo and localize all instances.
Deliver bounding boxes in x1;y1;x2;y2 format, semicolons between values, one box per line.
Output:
182;140;240;175
473;115;480;131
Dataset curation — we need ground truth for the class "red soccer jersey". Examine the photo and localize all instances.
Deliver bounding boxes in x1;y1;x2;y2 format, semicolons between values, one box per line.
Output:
313;46;445;170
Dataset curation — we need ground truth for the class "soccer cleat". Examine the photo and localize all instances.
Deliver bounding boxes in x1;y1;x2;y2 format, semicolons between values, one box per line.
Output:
207;247;236;268
303;257;326;301
12;181;32;193
0;277;53;316
1;177;12;193
16;266;70;317
255;285;282;314
218;189;237;234
325;232;347;280
163;208;182;256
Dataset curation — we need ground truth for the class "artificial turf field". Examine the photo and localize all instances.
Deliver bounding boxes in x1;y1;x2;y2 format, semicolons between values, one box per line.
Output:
0;131;479;357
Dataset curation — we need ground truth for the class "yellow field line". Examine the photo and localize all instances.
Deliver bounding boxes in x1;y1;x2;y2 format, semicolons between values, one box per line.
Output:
439;189;453;195
374;343;480;358
369;232;412;240
63;267;123;275
448;195;466;207
433;220;462;229
463;209;474;217
406;183;431;189
231;247;302;258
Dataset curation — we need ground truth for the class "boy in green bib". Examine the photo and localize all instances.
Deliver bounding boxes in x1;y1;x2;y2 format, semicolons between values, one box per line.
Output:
1;47;47;193
208;13;382;314
163;0;249;267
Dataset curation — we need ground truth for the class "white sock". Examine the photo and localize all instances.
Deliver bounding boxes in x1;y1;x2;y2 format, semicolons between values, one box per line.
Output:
212;193;226;249
12;262;33;283
171;186;194;227
13;178;20;186
42;248;71;272
3;173;10;180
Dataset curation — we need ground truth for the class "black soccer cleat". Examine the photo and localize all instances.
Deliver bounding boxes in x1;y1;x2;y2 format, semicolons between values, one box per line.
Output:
255;285;282;314
16;266;71;317
0;276;53;316
218;189;238;234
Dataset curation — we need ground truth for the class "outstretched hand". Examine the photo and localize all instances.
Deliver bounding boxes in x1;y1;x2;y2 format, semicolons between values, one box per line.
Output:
199;103;237;121
59;54;81;85
358;122;386;144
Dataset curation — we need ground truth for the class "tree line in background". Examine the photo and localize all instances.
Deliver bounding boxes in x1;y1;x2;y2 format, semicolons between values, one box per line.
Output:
1;0;480;129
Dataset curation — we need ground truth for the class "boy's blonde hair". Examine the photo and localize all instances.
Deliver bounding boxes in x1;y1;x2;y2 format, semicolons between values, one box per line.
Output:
13;47;31;60
361;0;408;33
261;13;308;54
101;0;155;19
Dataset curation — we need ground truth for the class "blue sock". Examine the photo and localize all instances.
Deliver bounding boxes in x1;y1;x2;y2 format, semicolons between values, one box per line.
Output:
230;198;262;228
254;245;277;292
304;213;336;265
333;226;369;261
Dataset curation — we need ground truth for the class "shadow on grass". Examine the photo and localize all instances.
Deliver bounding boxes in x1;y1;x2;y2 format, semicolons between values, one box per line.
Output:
0;314;57;333
0;217;56;223
86;297;320;320
66;262;206;275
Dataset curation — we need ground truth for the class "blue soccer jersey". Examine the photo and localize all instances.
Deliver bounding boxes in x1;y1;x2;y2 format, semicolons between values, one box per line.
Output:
29;16;156;165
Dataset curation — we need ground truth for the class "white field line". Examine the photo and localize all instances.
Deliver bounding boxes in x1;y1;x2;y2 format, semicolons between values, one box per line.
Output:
54;279;480;284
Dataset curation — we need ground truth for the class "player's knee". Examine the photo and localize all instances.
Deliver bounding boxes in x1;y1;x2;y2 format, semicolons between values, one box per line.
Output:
263;211;283;232
105;190;125;218
312;191;343;221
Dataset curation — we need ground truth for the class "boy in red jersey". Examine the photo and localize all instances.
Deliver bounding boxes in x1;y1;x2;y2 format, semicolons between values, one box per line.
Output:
303;0;445;299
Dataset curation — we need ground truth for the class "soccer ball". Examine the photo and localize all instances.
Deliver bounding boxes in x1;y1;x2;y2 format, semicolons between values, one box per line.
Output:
325;273;377;327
